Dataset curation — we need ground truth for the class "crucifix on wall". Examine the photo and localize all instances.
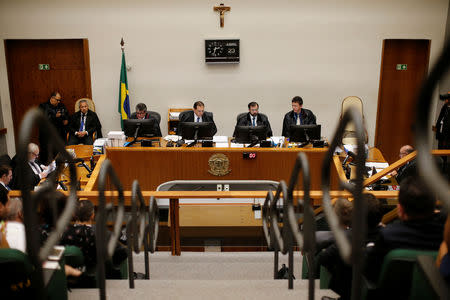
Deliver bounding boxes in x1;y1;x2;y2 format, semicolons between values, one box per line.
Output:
214;3;230;28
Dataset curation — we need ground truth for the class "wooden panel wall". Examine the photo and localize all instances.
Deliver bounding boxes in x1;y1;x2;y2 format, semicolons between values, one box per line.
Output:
105;147;339;191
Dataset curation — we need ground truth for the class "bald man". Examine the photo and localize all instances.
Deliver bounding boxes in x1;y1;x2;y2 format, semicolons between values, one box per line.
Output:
390;145;416;184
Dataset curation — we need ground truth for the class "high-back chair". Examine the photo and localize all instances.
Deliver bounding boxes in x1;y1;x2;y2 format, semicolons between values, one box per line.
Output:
236;112;269;122
147;111;161;125
341;96;367;145
75;98;96;112
362;248;438;300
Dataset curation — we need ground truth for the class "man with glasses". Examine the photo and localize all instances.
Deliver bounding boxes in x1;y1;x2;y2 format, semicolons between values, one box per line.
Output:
39;91;69;143
233;101;273;137
130;103;162;136
11;143;50;190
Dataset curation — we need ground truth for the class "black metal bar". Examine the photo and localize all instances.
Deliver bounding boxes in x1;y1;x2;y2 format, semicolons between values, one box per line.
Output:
285;152;315;297
262;191;274;250
414;38;450;210
96;159;125;300
17;108;78;300
147;196;160;254
274;249;279;280
127;180;148;288
270;181;289;255
320;107;366;300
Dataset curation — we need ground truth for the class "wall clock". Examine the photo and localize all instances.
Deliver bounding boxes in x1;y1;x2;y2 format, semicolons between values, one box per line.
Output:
205;39;239;64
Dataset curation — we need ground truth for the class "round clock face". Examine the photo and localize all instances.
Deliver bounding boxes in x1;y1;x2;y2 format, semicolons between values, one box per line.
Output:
206;42;224;57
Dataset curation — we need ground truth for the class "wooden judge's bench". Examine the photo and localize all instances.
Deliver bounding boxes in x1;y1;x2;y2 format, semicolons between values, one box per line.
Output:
69;139;390;253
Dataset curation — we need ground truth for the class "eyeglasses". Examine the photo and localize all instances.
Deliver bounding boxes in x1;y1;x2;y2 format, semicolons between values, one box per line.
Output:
52;97;62;102
29;152;39;157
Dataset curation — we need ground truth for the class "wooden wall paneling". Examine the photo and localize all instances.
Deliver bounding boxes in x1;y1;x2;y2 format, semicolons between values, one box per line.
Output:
104;147;339;191
4;39;92;143
375;39;430;163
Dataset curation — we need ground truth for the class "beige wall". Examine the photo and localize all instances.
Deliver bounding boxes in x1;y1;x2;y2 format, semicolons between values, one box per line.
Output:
0;0;448;156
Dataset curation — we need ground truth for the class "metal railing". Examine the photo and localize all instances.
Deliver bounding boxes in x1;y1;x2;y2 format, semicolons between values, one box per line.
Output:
127;180;159;288
17;108;78;300
96;159;125;300
263;106;366;300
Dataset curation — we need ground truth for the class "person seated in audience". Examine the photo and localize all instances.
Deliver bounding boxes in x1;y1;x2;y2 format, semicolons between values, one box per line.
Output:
58;199;127;281
4;197;25;253
0;165;12;195
38;91;69;142
316;197;353;252
61;200;97;269
232;101;273;137
179;100;217;136
39;190;68;244
130;103;162;137
316;194;383;300
365;176;446;283
11;143;50;190
282;96;316;138
68;100;102;145
437;214;450;283
0;190;9;248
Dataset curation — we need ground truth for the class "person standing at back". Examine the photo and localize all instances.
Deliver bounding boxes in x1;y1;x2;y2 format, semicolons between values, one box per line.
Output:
282;96;316;137
38;91;69;143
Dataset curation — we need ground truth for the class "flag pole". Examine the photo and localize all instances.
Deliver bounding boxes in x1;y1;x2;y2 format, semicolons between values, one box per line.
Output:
120;37;125;52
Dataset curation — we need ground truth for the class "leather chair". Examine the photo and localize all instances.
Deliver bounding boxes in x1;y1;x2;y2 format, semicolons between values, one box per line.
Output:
340;96;368;145
147;111;161;125
75;98;96;112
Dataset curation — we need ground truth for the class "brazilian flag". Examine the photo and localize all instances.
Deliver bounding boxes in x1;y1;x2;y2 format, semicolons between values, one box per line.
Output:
118;51;131;129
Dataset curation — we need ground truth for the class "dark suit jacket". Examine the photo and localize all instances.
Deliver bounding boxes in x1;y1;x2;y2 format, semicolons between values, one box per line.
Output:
436;104;450;148
233;113;273;137
365;213;445;282
0;183;9;199
11;160;42;190
282;108;317;137
130;112;162;137
178;110;217;136
69;110;103;140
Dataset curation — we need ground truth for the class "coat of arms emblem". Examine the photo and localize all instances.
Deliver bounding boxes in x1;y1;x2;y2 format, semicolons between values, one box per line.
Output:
208;153;231;176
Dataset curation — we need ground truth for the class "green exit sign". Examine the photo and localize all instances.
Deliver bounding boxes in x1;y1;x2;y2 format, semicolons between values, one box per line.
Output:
38;64;50;70
396;64;407;70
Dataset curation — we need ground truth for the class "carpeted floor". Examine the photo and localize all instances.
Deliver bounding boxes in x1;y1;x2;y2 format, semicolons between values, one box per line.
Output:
68;252;338;299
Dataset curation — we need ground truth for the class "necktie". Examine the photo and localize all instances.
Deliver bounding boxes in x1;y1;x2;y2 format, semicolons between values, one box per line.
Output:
6;186;10;191
296;113;300;125
196;117;200;122
252;117;256;126
30;161;41;174
80;114;85;131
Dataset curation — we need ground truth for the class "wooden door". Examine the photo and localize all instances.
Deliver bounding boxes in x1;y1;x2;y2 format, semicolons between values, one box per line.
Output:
375;39;430;164
5;39;92;143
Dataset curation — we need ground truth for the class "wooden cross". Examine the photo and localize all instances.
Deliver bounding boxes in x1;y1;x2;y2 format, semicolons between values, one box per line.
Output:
214;3;230;28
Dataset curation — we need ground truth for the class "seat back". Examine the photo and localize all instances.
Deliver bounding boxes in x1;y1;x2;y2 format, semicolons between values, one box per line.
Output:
179;110;190;122
148;111;161;124
0;248;34;297
341;96;364;145
236;112;247;121
373;249;438;300
236;112;268;122
75;98;96;113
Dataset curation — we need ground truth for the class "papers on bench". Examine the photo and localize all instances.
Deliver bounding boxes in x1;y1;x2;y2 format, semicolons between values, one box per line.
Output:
169;112;181;120
365;162;390;179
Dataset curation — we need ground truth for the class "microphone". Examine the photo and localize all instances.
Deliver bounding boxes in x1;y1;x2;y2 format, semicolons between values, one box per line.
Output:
342;151;356;166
